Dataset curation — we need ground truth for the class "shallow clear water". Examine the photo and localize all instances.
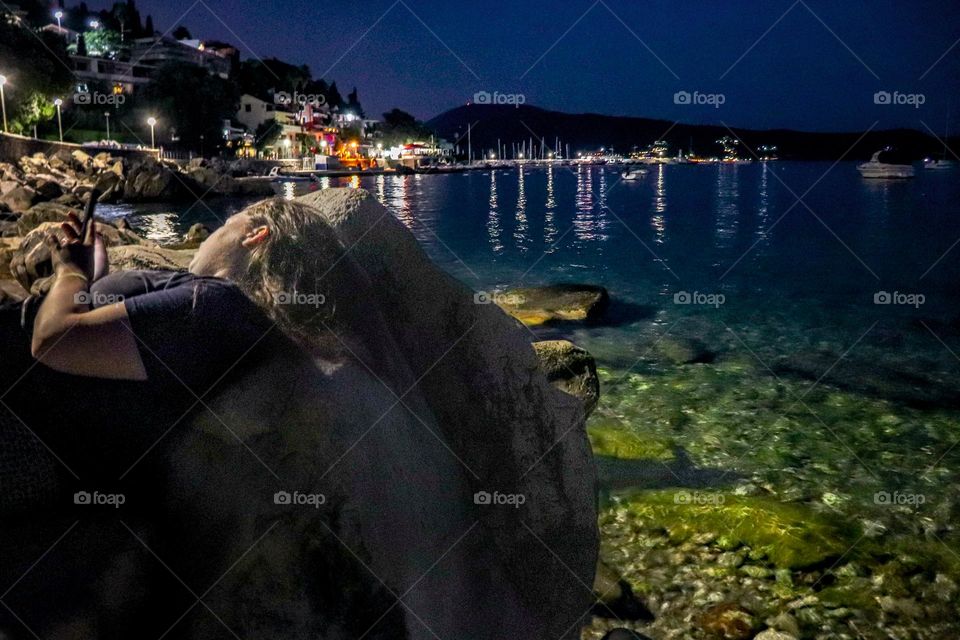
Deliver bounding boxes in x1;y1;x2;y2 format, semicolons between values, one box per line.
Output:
104;164;960;637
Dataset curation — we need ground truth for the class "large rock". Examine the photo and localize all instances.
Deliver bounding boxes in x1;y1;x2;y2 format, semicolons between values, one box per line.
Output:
534;339;601;416
297;188;599;637
0;185;39;213
496;283;609;326
16;202;79;236
106;245;194;272
0;279;27;304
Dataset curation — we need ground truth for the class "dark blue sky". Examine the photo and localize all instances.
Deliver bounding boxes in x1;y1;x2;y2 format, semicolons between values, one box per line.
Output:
90;0;960;132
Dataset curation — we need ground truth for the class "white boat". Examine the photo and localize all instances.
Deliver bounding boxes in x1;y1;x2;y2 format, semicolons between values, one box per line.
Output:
857;150;914;179
924;158;956;170
621;168;648;181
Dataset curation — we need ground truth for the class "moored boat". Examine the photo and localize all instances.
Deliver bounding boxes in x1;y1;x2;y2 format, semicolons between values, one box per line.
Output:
858;149;915;179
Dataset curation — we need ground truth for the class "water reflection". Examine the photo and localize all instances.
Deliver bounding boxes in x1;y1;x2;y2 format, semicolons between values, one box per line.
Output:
514;166;529;252
385;175;413;227
715;165;740;249
574;164;595;242
753;162;771;256
651;164;667;244
487;170;503;254
133;211;179;244
544;165;558;246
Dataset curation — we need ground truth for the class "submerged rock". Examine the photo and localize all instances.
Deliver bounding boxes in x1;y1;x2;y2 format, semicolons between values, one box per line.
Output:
533;340;600;416
697;602;756;639
496;283;609;326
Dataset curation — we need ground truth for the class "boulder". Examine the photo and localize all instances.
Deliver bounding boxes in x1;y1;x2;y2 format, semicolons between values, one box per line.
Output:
495;283;609;326
106;245;194;272
16;202;79;236
533;340;600;416
297;188;598;638
653;336;716;365
0;186;39;213
185;222;210;244
27;176;64;201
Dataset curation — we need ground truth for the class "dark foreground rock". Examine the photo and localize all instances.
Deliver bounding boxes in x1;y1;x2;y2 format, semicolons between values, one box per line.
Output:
496;283;609;326
534;339;601;416
0;188;598;639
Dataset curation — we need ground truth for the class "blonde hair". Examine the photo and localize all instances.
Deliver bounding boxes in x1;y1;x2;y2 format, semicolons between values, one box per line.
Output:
234;199;346;356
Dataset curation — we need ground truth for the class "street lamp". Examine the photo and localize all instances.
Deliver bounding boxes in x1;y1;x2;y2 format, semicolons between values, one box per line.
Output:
147;116;157;148
104;111;110;141
283;137;291;159
54;10;63;29
89;20;100;29
54;98;63;142
0;75;6;133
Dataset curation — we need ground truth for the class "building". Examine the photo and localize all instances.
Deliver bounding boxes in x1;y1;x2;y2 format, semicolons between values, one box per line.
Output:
236;94;277;132
128;36;232;78
71;56;153;95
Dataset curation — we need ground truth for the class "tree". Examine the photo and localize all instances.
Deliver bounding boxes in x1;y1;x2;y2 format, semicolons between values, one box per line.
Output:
83;29;122;58
0;20;74;133
327;81;343;109
136;62;239;152
237;58;310;101
172;25;191;39
378;109;434;146
143;15;154;35
346;87;364;118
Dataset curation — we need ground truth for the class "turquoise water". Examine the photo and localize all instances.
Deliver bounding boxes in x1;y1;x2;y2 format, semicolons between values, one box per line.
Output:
104;164;960;638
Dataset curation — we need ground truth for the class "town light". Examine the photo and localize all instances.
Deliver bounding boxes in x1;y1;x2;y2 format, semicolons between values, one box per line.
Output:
54;98;63;142
89;20;100;29
54;10;63;29
103;111;110;141
147;117;157;148
0;75;7;133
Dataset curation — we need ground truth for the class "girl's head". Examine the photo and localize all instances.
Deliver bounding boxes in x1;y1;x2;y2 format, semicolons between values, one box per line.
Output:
190;198;346;350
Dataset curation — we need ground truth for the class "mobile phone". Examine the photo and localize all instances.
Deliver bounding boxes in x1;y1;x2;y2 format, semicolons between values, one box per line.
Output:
80;189;102;240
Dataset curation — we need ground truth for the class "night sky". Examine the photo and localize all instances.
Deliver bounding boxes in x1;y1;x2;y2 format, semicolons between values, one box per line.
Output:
86;0;960;132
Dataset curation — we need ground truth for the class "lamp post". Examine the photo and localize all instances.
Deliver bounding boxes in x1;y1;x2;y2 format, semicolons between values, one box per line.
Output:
104;111;110;141
54;98;63;142
283;137;291;159
54;10;63;29
0;75;7;133
89;20;99;29
147;116;156;148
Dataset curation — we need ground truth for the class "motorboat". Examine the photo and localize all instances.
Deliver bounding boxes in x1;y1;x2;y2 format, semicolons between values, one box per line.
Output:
268;167;323;197
857;149;914;179
621;168;648;181
923;158;956;170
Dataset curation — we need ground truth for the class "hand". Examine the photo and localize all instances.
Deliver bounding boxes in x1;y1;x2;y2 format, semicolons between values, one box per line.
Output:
47;211;99;282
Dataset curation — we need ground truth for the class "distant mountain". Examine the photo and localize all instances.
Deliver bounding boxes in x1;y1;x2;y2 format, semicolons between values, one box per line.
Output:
427;104;950;161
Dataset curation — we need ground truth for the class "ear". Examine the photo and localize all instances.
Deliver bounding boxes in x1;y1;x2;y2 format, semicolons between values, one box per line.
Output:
241;225;270;248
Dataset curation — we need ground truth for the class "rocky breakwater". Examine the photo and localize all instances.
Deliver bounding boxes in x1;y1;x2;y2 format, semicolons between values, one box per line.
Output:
0;149;271;213
0;188;599;639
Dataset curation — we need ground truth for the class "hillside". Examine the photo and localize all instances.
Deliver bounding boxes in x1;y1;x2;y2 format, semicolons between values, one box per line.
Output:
427;104;949;161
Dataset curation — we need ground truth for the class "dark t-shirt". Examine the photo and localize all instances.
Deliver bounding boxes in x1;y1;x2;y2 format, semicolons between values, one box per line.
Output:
92;270;277;396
